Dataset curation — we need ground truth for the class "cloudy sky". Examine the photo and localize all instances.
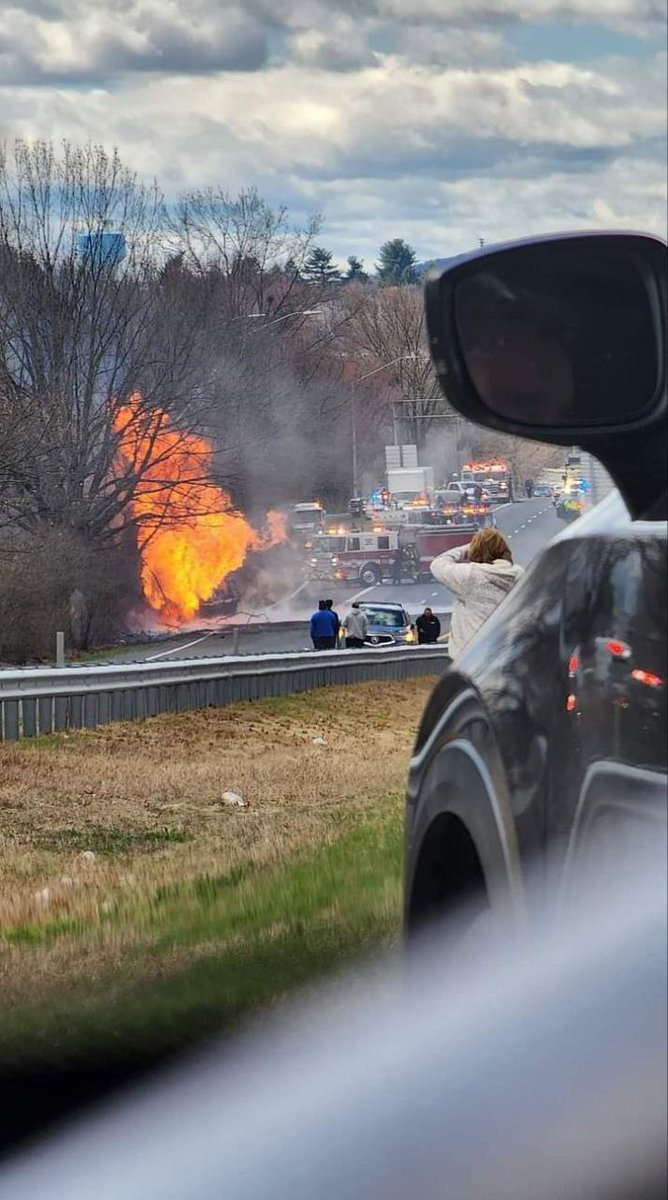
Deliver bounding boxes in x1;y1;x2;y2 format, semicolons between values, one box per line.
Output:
1;0;666;265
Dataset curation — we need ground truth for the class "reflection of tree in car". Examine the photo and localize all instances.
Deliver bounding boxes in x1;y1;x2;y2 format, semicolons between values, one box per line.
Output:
456;273;575;425
455;255;658;427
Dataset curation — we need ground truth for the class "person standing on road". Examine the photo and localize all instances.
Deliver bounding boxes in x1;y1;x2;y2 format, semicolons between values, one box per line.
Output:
415;607;441;644
324;599;340;648
342;602;368;648
430;528;523;659
392;546;403;585
310;600;338;651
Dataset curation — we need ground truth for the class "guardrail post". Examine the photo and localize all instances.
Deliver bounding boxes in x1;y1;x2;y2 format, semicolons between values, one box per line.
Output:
56;631;65;667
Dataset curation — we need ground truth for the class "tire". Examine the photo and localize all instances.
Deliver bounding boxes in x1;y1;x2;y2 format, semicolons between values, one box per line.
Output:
360;563;381;585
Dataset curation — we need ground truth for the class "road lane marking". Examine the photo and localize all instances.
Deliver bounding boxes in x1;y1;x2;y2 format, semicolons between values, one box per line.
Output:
146;631;218;661
345;583;379;605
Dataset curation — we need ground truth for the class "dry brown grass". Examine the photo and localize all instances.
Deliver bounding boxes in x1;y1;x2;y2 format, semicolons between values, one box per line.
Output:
0;680;432;938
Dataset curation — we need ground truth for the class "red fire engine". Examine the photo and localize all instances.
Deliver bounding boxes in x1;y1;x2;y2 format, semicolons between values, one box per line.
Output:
306;524;478;585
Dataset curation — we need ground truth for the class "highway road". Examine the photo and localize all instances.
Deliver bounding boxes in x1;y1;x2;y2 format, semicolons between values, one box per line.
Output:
89;499;561;664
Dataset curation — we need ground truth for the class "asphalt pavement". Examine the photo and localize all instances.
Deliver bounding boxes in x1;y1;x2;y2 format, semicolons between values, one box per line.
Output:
85;499;559;664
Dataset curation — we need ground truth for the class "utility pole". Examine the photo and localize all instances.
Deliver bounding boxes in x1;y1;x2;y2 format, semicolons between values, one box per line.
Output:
351;382;359;497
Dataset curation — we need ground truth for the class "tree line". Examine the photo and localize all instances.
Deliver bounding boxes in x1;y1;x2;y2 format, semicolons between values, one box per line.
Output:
297;238;420;286
0;139;551;660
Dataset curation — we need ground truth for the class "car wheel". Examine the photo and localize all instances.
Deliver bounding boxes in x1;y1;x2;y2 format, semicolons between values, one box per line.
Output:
406;688;524;936
360;563;381;585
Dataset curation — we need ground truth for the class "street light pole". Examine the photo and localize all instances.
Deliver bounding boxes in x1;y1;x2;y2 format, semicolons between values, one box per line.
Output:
351;354;421;493
351;383;359;497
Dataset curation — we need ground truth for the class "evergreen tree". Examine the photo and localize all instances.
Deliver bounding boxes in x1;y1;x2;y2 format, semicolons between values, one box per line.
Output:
302;246;341;283
345;254;368;282
376;238;418;285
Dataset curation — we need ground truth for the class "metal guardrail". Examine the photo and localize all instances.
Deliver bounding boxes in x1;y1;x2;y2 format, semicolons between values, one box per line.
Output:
0;646;449;741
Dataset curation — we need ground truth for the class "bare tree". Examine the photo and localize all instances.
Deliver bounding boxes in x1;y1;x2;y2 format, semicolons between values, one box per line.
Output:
173;185;323;326
0;140;223;545
339;284;455;447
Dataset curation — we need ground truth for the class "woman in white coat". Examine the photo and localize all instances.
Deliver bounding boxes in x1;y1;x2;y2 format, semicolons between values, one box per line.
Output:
431;527;523;659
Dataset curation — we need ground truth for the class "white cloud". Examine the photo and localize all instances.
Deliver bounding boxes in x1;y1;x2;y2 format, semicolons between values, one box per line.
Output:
0;2;665;260
0;1;268;82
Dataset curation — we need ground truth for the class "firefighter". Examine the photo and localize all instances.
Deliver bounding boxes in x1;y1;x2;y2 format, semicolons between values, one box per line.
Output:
403;544;419;581
392;546;404;585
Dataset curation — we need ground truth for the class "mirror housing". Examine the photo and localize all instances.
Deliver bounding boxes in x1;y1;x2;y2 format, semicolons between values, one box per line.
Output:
424;232;667;518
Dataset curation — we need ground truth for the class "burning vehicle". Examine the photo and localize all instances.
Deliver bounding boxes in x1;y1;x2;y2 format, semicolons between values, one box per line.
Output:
113;395;288;628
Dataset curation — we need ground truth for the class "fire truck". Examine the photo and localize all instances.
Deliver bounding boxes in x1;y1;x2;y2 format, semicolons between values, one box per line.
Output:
460;459;514;502
306;523;478;585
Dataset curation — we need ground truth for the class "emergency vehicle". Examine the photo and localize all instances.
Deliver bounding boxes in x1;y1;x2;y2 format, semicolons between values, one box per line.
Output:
433;489;495;528
306;524;478;585
460;459;513;502
288;503;326;547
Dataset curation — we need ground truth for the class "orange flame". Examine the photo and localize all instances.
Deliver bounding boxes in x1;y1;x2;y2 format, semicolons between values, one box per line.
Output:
113;394;286;624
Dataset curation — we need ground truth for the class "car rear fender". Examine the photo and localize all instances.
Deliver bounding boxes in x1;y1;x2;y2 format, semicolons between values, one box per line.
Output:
406;681;525;928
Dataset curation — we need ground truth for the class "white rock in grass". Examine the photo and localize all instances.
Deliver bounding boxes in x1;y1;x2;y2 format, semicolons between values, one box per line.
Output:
34;888;51;906
222;791;246;808
312;736;328;747
79;850;97;863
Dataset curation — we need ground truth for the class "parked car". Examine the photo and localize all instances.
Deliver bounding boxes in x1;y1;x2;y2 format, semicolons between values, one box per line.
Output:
406;231;667;931
348;601;415;647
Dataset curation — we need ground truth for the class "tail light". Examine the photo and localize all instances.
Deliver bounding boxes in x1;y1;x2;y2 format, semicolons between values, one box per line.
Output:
631;668;664;688
605;639;632;659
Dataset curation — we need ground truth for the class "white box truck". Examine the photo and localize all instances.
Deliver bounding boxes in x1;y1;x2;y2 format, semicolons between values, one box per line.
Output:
387;467;434;507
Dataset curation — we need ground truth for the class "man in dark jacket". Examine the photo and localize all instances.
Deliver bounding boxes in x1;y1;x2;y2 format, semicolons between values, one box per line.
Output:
310;600;338;650
415;607;441;644
324;599;340;648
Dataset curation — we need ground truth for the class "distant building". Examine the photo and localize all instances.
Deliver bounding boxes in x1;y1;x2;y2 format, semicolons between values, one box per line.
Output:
76;231;126;268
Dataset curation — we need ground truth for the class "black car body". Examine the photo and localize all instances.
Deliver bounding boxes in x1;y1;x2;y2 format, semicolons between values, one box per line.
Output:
406;231;667;929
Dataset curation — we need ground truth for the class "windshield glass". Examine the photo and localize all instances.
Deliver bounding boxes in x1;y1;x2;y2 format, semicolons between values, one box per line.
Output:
362;608;407;628
313;537;345;553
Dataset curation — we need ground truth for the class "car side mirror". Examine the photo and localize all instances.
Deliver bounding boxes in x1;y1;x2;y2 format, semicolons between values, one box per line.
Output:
424;232;667;517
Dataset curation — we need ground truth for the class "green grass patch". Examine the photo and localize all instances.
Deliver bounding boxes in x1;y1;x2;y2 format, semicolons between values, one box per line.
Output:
30;825;190;854
1;804;403;1066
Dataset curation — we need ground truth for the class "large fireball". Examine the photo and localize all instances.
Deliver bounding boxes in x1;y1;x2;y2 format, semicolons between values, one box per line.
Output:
114;394;286;624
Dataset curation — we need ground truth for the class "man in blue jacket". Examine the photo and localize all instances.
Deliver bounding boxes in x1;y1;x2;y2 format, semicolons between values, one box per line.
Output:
310;600;338;650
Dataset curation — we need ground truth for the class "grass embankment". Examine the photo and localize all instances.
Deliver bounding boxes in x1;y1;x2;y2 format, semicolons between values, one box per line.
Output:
0;680;433;1065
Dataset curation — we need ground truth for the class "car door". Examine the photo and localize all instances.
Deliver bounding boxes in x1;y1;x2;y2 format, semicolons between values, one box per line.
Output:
556;524;667;868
